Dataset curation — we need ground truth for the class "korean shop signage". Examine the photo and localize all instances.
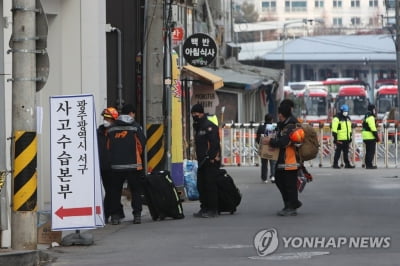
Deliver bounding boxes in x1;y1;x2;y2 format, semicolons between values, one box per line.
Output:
183;33;217;67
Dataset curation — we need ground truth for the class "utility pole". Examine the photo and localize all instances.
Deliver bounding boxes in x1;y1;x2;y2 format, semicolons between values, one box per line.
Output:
163;0;173;171
10;0;38;250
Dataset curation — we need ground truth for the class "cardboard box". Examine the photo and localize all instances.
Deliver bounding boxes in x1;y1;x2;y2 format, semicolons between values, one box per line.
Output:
259;137;279;160
37;211;62;244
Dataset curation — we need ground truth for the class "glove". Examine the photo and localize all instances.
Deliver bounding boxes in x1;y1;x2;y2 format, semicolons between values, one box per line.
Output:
332;133;337;144
374;132;380;143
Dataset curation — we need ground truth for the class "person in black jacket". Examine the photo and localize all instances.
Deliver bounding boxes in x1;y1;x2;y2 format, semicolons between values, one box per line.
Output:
97;107;125;224
107;104;146;225
266;101;302;216
191;104;221;218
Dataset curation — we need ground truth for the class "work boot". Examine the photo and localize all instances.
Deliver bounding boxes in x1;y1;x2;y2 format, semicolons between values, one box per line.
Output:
133;214;141;224
277;208;297;216
206;210;219;218
111;215;121;225
193;209;207;218
294;200;302;209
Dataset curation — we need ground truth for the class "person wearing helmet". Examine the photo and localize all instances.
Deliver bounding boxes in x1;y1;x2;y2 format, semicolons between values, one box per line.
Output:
331;104;355;169
97;107;125;224
107;103;146;225
266;102;303;216
362;104;379;169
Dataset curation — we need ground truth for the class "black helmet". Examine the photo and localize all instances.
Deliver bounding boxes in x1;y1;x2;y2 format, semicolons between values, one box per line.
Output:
368;104;375;112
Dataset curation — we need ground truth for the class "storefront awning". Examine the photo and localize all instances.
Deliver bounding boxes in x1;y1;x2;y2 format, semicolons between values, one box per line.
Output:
181;65;224;90
203;67;268;90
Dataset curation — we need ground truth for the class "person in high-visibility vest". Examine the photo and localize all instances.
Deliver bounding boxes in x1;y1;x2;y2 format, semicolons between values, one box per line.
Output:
207;114;218;126
331;104;355;169
362;104;379;169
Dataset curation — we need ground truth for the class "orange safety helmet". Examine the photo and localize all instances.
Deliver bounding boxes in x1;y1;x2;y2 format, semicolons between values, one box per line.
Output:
101;107;119;120
290;127;305;143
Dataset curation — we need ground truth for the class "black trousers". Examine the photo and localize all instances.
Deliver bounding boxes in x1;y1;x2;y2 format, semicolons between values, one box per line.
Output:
109;169;144;217
261;158;276;181
101;169;125;219
275;169;298;209
101;169;112;218
197;161;219;211
333;141;351;166
364;140;376;167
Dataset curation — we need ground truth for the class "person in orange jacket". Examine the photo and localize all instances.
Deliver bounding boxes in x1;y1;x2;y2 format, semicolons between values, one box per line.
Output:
265;100;302;216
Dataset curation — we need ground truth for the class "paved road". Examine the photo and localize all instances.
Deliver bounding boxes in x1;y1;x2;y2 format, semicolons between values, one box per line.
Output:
44;165;400;266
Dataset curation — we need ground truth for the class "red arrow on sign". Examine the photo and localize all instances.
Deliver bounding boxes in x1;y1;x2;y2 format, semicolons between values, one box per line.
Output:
55;206;101;219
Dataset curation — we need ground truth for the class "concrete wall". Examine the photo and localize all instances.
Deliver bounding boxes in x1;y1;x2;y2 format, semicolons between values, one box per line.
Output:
36;0;107;210
0;0;107;247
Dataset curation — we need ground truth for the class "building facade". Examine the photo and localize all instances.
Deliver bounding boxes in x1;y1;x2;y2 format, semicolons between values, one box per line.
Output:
255;0;389;29
0;0;108;247
234;0;394;42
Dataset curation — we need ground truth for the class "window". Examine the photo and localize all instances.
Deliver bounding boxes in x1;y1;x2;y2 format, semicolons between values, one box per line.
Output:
385;0;395;8
369;17;379;25
369;0;378;7
351;17;361;25
333;17;343;26
351;0;360;7
285;1;307;11
262;1;277;11
333;0;342;8
315;0;324;7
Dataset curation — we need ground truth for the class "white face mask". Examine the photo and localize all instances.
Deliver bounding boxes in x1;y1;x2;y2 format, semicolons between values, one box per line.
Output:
103;120;111;128
342;112;348;117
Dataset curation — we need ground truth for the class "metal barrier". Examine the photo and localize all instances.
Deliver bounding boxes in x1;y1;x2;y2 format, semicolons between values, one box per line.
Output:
221;122;400;168
221;123;260;166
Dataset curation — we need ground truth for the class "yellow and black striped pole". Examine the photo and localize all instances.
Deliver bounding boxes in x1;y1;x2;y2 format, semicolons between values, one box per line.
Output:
11;0;38;249
11;131;38;250
13;131;37;212
146;124;165;172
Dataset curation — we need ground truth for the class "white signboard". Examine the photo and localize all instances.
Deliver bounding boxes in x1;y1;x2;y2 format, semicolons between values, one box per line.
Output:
50;94;104;230
191;86;220;114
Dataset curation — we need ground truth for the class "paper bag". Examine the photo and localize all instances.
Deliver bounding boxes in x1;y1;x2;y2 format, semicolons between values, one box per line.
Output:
259;137;279;160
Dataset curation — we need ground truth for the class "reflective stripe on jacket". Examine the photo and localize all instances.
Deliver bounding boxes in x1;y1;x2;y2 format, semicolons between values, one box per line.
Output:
269;116;300;171
276;145;301;170
332;116;352;140
362;115;377;140
107;121;146;171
